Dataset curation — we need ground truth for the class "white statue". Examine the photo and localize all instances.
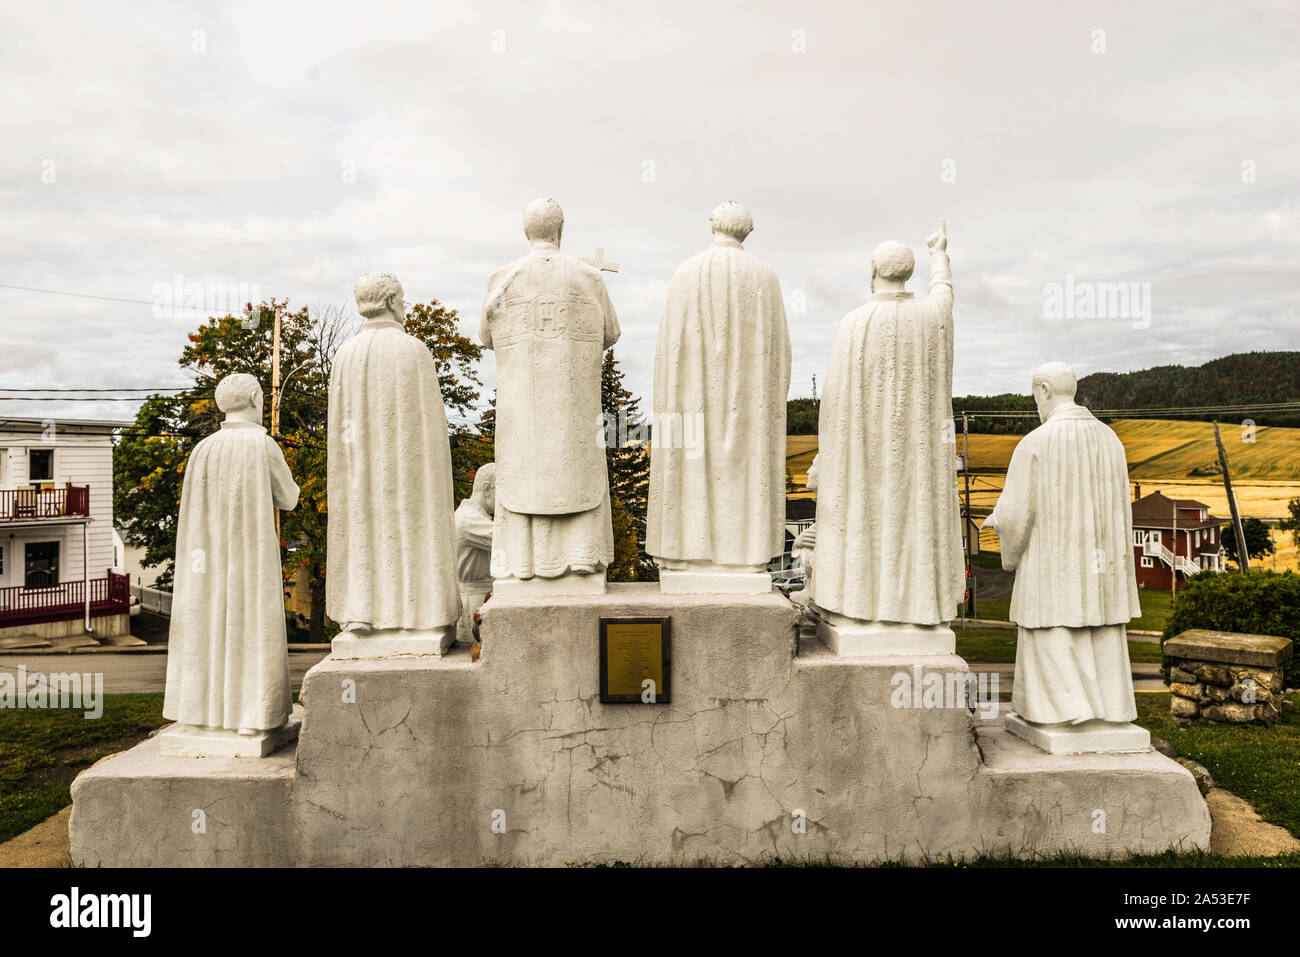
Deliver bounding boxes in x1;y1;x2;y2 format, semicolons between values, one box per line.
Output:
161;374;300;757
480;199;620;594
983;362;1148;753
454;463;495;644
811;221;965;654
327;272;461;657
646;201;792;593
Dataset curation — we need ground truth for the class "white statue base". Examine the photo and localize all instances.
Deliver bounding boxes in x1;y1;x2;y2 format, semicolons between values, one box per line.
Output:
1004;712;1151;755
70;585;1210;866
157;708;302;758
658;563;772;595
814;607;955;655
331;626;456;659
492;571;606;597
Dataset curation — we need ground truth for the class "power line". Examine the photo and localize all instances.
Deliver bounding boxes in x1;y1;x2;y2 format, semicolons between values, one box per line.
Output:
0;282;169;307
0;387;190;393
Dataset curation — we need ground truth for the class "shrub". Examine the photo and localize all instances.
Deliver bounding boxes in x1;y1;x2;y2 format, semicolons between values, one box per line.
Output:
1161;570;1300;688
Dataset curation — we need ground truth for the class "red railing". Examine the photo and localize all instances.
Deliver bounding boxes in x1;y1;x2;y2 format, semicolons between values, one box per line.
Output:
0;484;90;521
0;571;130;627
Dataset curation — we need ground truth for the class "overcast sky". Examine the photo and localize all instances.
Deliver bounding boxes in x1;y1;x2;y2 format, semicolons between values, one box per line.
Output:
2;1;1297;423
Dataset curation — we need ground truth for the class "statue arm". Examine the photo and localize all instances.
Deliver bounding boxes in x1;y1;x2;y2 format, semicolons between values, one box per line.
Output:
925;219;952;307
989;442;1035;570
479;295;495;351
600;279;621;350
456;509;495;550
267;438;300;511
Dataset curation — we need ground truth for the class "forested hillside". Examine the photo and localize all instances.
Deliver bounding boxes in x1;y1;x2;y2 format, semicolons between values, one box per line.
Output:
787;352;1300;434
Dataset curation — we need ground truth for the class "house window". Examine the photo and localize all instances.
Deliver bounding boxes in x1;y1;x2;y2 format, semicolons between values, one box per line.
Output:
1209;527;1215;543
1148;530;1162;545
24;541;59;587
1194;530;1201;547
0;545;4;574
29;448;54;483
1133;530;1144;546
1140;557;1154;568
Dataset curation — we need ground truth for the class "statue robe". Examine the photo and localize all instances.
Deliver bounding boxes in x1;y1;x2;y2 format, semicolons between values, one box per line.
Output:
326;317;461;630
454;497;494;644
481;244;619;578
812;248;964;625
989;403;1140;723
164;421;298;732
646;236;791;567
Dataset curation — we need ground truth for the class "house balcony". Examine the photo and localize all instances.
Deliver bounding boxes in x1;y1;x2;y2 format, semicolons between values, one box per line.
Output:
0;571;131;628
0;484;90;523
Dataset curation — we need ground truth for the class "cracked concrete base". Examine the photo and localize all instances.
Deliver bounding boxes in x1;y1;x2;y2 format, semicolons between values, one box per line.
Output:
68;584;1210;866
69;729;298;867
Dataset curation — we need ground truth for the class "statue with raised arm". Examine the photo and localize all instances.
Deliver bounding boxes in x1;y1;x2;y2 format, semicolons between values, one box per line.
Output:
811;221;965;654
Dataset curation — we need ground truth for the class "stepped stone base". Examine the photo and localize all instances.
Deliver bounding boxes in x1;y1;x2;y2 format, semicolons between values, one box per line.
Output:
69;584;1210;866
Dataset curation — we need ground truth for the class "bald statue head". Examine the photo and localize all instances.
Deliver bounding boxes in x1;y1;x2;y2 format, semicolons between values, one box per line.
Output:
214;372;263;425
1031;361;1078;423
710;201;753;243
470;462;497;516
870;241;915;293
523;198;564;246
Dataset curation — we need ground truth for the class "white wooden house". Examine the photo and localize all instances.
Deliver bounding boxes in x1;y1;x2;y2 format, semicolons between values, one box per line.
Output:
0;416;132;641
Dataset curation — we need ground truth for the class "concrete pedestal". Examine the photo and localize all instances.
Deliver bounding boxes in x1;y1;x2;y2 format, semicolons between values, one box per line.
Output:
658;566;772;595
157;711;302;758
332;626;455;659
492;571;606;596
1004;712;1152;755
69;584;1209;866
815;607;956;656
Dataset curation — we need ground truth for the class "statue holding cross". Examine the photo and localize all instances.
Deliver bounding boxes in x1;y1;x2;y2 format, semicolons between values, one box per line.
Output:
480;198;621;594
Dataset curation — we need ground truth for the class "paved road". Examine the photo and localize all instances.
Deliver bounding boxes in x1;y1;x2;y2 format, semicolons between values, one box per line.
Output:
0;651;1165;695
0;650;330;694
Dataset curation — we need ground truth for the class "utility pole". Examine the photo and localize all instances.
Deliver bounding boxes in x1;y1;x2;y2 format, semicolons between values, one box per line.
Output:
271;302;283;541
1213;422;1250;573
962;414;973;624
271;302;283;439
1171;496;1178;600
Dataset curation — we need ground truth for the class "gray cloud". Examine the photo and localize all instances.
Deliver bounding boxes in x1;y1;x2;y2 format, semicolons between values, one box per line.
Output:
1;0;1297;422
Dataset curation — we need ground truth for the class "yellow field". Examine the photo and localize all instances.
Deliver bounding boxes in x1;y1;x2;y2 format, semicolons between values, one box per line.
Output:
786;417;1300;569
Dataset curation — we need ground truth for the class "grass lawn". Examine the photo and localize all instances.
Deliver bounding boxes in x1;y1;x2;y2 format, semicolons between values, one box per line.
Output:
0;692;167;844
1135;691;1300;841
954;626;1162;664
970;588;1173;634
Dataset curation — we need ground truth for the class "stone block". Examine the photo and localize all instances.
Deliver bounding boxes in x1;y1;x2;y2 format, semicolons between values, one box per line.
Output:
1170;696;1200;718
1169;681;1203;700
69;734;297;867
1164;630;1293;668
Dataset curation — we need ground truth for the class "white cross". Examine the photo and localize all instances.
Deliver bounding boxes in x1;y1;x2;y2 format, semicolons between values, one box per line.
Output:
581;246;619;273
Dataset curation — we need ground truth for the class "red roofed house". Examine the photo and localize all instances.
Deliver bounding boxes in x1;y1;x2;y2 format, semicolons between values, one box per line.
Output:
1131;490;1226;589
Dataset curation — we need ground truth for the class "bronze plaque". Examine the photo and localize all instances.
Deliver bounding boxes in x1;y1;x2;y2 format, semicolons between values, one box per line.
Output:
599;617;671;704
